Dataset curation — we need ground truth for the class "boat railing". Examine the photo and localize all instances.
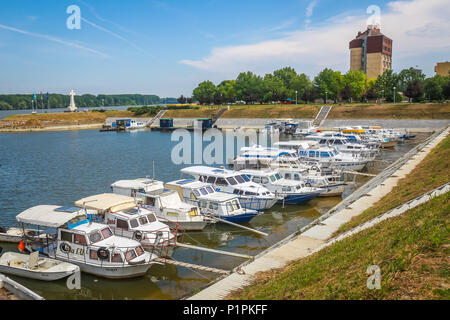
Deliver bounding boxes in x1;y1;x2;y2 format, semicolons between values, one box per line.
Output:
58;242;158;268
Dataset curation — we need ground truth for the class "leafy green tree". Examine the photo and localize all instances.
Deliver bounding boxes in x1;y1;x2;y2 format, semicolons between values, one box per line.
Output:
398;68;426;92
442;78;450;100
273;67;297;89
342;70;367;102
235;72;265;104
302;85;317;104
314;68;343;103
263;74;286;103
405;79;425;102
374;70;399;102
289;73;311;102
177;95;187;104
424;76;446;101
193;81;217;105
217;80;237;103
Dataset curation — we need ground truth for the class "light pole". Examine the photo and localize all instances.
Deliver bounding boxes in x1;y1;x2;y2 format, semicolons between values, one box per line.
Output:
382;89;384;101
325;91;328;104
393;87;396;104
295;91;298;106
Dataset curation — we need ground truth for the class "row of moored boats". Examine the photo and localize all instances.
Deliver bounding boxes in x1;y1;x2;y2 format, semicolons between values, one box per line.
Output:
0;125;415;281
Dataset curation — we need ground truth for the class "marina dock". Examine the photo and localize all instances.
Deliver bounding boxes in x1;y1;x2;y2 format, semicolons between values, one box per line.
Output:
188;126;450;300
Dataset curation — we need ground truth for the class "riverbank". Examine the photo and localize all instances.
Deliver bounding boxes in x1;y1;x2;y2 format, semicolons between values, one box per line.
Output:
188;127;449;300
0;103;449;132
0;111;136;132
165;103;450;119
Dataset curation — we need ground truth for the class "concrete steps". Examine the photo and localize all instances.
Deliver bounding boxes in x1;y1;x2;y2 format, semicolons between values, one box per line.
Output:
313;106;333;127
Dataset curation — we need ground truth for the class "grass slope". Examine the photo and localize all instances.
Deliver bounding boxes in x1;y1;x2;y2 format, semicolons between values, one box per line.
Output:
230;192;449;300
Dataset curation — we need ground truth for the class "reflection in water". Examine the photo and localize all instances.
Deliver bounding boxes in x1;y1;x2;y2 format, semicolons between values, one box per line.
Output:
0;130;430;300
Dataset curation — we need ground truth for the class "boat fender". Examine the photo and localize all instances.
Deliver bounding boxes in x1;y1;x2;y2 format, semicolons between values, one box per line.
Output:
60;242;71;253
97;248;109;260
134;231;143;241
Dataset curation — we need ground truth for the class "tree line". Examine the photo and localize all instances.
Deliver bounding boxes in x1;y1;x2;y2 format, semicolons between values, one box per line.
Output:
188;67;450;105
0;94;178;110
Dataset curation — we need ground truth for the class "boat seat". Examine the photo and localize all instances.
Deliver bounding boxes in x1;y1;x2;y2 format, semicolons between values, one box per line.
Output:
28;251;39;270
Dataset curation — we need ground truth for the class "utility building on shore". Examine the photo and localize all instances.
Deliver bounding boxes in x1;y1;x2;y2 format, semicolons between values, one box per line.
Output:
349;25;393;80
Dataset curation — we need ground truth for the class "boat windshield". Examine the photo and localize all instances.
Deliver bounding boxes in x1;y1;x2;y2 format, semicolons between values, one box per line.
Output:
206;186;215;193
239;175;250;183
89;227;113;244
147;214;157;223
227;177;238;185
139;216;149;225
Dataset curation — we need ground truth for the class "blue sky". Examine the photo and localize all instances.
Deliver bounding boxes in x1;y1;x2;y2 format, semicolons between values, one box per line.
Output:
0;0;449;97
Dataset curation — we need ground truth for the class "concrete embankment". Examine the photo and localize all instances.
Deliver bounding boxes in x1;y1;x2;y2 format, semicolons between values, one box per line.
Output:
149;118;450;131
188;126;450;300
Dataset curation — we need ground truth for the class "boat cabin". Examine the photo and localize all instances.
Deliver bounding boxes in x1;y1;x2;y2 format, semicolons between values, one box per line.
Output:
110;179;207;231
15;205;156;279
75;193;177;256
165;179;261;223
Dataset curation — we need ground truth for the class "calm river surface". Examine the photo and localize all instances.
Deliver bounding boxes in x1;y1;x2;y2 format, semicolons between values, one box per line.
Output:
0;128;430;300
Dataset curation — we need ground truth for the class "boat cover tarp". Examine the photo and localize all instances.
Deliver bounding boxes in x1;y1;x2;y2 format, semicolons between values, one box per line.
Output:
75;194;138;213
16;205;86;227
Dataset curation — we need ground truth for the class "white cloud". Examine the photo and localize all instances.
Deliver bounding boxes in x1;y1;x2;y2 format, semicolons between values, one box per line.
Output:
0;23;109;58
306;0;318;18
180;0;450;77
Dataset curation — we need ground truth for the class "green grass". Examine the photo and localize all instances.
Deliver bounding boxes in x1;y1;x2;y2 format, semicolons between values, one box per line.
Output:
230;192;449;300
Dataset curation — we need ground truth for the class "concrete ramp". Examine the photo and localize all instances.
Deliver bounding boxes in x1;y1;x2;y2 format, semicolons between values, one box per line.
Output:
313;106;333;127
146;109;167;127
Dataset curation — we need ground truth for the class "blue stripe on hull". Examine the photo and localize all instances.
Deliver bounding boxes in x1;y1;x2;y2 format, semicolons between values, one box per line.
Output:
279;193;320;204
216;213;260;223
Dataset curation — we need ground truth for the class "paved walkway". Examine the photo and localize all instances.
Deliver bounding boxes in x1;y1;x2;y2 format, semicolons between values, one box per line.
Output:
189;126;449;300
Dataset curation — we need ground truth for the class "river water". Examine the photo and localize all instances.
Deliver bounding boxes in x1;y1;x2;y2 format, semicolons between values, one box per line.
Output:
0;128;430;299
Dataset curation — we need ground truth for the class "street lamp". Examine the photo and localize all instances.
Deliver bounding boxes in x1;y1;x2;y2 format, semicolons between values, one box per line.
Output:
393;87;396;104
325;91;328;104
295;91;298;106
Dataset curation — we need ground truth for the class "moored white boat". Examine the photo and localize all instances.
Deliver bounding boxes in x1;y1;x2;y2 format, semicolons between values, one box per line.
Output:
0;251;79;281
16;205;158;279
75;193;178;257
110;179;209;231
165;179;262;223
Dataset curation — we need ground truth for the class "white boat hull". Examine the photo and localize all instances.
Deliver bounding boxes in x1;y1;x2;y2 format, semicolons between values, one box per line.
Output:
163;220;208;231
54;256;154;279
318;184;346;197
0;252;79;281
0;264;78;281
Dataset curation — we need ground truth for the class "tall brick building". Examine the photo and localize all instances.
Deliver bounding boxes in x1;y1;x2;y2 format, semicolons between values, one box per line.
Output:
349;25;393;80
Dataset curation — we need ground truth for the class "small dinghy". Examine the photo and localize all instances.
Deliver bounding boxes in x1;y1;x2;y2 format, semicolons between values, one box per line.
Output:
0;227;46;244
0;250;80;281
